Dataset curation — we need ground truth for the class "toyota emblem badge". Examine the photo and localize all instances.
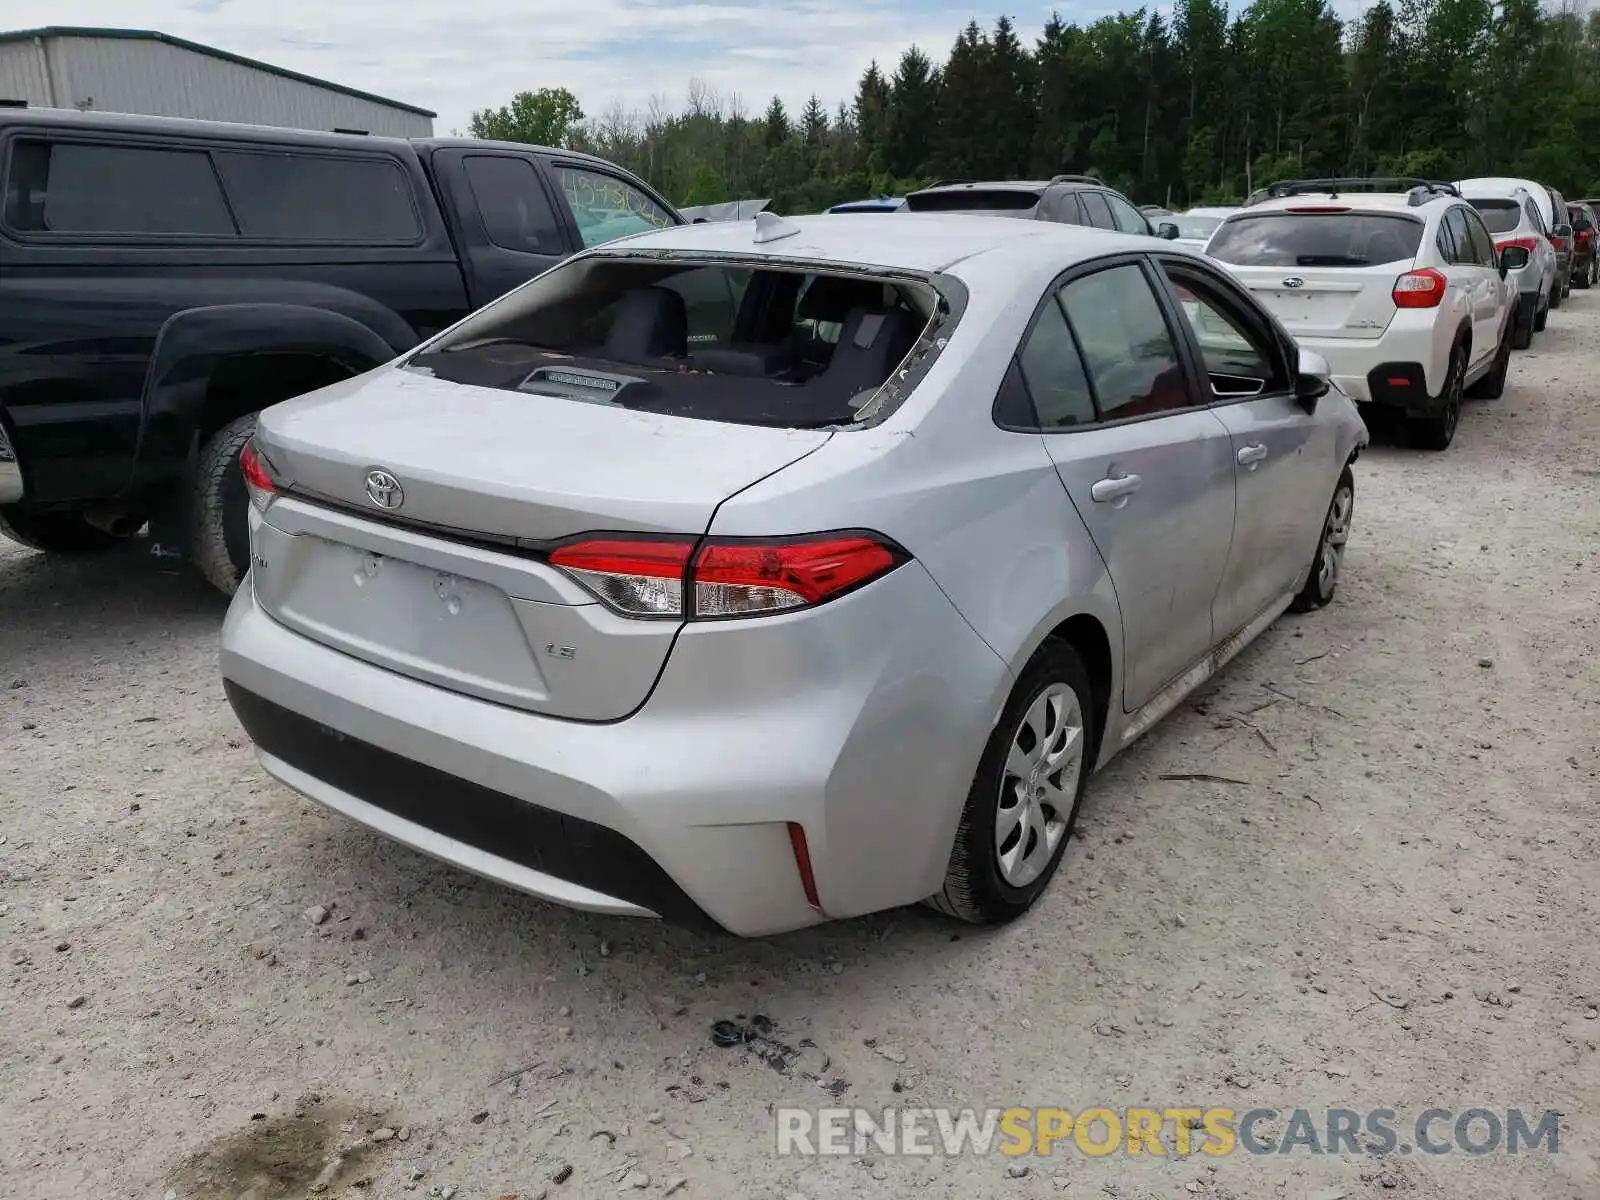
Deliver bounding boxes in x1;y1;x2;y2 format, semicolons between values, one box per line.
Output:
365;469;404;510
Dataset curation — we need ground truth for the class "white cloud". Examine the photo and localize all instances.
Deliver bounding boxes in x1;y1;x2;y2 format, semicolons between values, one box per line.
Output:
33;0;1056;134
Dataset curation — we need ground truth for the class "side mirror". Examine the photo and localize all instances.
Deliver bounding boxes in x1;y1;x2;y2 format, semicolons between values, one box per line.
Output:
1156;221;1180;240
691;217;709;224
1556;223;1574;239
1499;244;1530;272
1295;348;1331;414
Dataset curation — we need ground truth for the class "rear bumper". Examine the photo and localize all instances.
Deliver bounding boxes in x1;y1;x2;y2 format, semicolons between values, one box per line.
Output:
1293;317;1445;405
220;560;1009;936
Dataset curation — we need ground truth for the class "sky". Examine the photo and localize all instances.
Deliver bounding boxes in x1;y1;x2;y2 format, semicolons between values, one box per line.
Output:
17;1;1131;137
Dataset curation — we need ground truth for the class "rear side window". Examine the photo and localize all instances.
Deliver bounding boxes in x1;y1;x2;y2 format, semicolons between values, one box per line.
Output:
462;155;562;253
1207;212;1423;267
213;151;420;242
1105;193;1149;235
1469;198;1521;235
1079;192;1115;229
903;189;1042;215
1017;299;1096;428
1462;209;1496;266
1058;264;1191;420
4;140;234;235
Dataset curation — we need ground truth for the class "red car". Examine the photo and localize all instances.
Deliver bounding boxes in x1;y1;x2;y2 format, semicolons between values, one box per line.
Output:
1568;202;1599;288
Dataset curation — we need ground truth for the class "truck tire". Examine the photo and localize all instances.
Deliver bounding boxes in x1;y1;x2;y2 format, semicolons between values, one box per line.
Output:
189;413;257;596
0;506;124;555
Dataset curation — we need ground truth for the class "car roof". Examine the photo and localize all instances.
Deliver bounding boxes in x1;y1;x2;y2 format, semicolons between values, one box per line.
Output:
1236;192;1444;216
587;212;1162;275
1184;206;1239;217
1457;177;1542;199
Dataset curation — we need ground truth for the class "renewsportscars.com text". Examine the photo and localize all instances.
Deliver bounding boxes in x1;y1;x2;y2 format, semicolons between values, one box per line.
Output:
774;1106;1561;1158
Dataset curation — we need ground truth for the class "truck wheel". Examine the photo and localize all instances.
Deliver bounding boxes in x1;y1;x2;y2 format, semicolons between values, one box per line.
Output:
0;506;124;555
189;413;257;596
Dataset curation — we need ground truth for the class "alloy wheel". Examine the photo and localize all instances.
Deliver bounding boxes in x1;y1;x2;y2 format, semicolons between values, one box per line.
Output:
995;683;1083;888
1317;482;1354;596
1442;350;1465;442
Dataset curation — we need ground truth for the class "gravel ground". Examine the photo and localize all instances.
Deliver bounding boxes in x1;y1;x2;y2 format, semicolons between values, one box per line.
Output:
3;295;1599;1200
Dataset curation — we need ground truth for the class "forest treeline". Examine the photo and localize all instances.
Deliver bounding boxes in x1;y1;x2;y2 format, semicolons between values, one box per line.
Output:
467;0;1600;214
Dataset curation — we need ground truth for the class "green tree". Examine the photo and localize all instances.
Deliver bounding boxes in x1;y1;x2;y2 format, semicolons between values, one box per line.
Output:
468;87;585;147
887;46;941;178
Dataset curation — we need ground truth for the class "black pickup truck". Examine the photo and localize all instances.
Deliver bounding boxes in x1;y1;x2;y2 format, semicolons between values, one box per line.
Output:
0;107;683;592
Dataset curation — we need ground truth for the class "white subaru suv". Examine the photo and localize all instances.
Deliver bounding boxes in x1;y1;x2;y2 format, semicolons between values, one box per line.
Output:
1206;178;1517;450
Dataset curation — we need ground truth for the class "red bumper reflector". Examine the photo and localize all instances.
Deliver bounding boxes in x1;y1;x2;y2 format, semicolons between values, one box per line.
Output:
1385;377;1412;387
787;822;821;910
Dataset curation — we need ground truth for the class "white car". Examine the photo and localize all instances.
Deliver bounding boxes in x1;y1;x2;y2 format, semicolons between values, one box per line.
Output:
1205;179;1517;450
1170;205;1239;251
1458;181;1561;348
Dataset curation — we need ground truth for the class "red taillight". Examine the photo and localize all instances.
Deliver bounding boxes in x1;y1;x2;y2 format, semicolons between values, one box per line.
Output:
1392;267;1446;309
1496;236;1540;254
548;531;907;620
1552;235;1569;252
1579;229;1594;244
239;438;276;512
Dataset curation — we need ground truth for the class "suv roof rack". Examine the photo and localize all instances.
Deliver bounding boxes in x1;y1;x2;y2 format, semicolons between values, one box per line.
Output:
1049;173;1102;186
1252;177;1461;205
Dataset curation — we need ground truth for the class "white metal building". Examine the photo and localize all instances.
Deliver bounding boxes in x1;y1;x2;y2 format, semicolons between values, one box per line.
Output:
0;27;434;137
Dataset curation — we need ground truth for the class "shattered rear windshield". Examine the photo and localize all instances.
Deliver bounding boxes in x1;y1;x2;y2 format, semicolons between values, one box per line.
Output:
405;256;952;430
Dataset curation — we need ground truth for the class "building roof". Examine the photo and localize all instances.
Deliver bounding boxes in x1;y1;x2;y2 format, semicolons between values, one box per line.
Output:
0;26;436;118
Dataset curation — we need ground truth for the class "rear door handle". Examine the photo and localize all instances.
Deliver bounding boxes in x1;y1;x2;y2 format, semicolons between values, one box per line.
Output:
1090;473;1142;503
1236;443;1268;467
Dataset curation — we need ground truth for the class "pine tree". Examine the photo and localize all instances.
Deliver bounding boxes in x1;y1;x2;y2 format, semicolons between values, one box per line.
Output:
886;46;941;179
801;95;828;146
762;96;790;151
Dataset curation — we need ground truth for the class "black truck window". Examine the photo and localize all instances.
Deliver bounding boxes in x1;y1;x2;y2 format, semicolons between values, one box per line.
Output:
462;155;562;253
4;139;235;235
212;150;421;242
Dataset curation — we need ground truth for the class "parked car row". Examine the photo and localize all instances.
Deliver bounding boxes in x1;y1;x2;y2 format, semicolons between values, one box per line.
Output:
1175;174;1582;450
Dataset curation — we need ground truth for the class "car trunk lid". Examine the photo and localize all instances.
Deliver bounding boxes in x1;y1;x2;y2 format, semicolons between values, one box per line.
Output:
248;367;830;720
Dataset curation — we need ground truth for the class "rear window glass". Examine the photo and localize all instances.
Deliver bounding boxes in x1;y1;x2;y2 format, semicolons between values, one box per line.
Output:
1173;214;1225;240
903;189;1041;215
213;151;421;242
405;258;951;430
1469;199;1522;235
1207;212;1423;267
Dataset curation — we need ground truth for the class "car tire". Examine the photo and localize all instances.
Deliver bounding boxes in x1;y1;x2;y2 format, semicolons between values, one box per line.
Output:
1409;341;1465;451
929;640;1095;925
1550;278;1563;310
1534;294;1549;331
188;413;257;597
1512;297;1535;350
1466;319;1512;400
0;506;127;555
1577;260;1593;290
1289;466;1355;613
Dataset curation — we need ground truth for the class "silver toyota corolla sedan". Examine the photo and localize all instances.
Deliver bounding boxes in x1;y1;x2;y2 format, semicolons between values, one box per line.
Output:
220;212;1369;936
